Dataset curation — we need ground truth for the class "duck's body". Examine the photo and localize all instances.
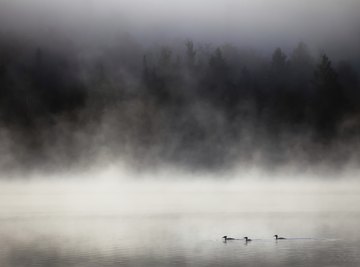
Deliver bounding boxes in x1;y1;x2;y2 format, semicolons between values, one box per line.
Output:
222;235;236;241
274;235;286;240
244;237;252;242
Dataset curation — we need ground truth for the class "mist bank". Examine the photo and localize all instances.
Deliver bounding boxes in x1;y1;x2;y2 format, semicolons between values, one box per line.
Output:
1;33;360;174
1;0;360;60
1;168;360;214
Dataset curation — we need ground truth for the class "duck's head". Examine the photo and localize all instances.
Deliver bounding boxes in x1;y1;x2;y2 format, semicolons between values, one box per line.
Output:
222;236;227;239
274;235;278;238
244;237;248;240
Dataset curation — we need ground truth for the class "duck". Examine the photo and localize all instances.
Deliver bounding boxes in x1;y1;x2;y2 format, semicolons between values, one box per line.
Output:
244;237;252;242
274;234;286;240
222;235;236;241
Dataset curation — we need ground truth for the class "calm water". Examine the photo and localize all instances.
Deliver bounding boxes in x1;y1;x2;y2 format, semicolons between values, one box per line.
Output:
1;179;360;266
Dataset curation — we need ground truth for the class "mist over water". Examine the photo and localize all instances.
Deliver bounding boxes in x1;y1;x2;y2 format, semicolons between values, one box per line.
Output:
1;0;360;266
1;171;360;267
0;0;359;172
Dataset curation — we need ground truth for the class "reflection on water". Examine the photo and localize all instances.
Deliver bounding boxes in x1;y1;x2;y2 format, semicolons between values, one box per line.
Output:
0;179;360;267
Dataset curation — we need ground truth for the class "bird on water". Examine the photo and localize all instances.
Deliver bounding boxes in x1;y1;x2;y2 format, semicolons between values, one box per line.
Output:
244;237;252;242
222;236;237;241
274;234;286;240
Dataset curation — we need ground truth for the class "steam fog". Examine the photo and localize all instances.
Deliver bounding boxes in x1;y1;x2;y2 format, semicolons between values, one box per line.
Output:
1;168;360;266
0;0;360;174
1;1;360;266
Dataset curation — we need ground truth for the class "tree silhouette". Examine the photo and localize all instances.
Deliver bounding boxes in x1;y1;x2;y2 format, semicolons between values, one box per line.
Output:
312;54;345;138
337;60;359;111
203;48;236;109
271;47;287;73
185;40;196;70
0;35;360;170
290;42;314;90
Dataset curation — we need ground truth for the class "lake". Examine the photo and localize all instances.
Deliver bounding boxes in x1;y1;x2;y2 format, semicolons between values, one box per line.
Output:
0;177;359;266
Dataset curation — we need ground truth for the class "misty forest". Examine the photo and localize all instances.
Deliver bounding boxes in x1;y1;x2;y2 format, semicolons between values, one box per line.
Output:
0;34;359;172
2;0;360;266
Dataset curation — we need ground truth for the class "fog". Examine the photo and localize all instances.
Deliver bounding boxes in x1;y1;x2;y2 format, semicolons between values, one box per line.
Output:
0;3;360;267
1;3;360;266
1;0;360;55
2;165;360;216
0;0;360;175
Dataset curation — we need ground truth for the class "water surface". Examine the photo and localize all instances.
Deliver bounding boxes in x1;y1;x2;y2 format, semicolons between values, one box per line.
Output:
0;179;359;266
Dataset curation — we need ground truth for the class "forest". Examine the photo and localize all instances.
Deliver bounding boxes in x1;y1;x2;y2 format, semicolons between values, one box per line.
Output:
0;34;359;172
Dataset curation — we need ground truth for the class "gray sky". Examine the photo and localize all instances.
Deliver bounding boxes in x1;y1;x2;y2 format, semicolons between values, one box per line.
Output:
1;0;359;56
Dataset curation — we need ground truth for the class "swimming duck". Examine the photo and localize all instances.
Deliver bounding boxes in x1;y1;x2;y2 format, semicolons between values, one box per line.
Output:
244;237;252;242
222;235;236;241
274;235;286;240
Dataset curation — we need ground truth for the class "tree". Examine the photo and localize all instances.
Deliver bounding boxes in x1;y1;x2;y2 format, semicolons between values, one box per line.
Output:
271;47;287;73
312;54;345;138
185;40;196;69
200;48;226;102
291;42;313;67
337;61;358;91
290;42;314;84
270;47;289;89
209;48;227;72
313;54;338;91
158;47;172;74
337;60;359;112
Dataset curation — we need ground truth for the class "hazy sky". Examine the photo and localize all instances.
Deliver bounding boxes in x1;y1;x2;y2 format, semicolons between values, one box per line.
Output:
1;0;359;55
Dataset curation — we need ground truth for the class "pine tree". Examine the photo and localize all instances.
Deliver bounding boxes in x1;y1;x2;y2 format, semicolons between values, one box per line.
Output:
312;54;345;138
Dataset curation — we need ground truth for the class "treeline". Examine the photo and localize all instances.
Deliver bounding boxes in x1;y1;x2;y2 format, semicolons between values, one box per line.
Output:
0;35;359;170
